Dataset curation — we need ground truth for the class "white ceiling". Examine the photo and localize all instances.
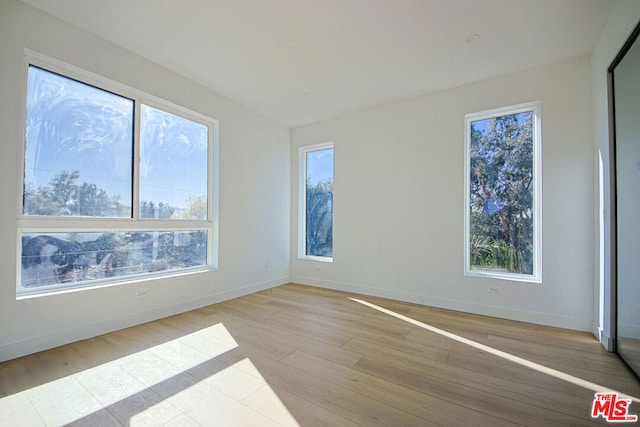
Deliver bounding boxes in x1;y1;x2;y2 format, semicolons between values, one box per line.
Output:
21;0;616;128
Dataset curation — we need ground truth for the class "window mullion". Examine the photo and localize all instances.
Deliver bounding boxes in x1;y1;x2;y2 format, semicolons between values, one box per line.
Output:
132;98;142;220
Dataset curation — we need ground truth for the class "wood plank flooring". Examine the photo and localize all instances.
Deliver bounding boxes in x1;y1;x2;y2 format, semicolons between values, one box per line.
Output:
1;283;639;426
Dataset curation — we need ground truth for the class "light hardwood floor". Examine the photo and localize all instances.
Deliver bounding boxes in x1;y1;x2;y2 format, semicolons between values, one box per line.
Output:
1;283;638;426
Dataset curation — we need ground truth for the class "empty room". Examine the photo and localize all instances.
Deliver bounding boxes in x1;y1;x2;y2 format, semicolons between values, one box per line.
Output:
1;0;640;425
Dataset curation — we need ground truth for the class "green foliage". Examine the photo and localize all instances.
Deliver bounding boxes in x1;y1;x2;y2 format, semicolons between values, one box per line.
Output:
23;170;129;217
50;170;79;212
171;195;207;220
469;232;524;272
306;179;333;257
24;170;211;221
156;230;207;267
104;232;129;277
140;200;175;219
23;185;58;216
22;171;208;286
469;112;534;275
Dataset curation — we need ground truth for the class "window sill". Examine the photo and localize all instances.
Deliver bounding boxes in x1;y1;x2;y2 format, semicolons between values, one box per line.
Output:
299;255;333;263
465;269;541;284
16;266;216;300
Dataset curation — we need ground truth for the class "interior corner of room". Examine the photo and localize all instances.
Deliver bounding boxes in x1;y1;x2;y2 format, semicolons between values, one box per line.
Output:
0;0;639;380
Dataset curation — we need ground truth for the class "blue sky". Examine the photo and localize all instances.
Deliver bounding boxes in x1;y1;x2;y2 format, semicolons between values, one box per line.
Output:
25;66;133;204
139;105;208;209
471;112;531;135
306;147;334;186
25;66;208;213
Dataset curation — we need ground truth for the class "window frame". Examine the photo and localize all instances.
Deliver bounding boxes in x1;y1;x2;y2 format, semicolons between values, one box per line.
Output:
298;142;334;263
17;50;219;297
463;102;542;283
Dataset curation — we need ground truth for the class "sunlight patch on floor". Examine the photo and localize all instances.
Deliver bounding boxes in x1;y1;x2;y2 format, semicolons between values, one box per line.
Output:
0;324;298;426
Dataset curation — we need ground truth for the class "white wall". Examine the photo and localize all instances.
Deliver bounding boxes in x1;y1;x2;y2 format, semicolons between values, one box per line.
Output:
2;1;634;363
0;0;291;361
292;57;595;331
591;1;640;350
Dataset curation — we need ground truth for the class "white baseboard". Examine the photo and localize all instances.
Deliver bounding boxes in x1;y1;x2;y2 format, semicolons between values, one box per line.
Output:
592;322;615;352
0;277;288;362
291;276;592;332
2;275;598;362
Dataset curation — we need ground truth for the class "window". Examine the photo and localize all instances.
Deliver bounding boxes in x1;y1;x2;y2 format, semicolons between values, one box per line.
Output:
140;105;209;220
18;56;218;296
299;143;334;261
464;102;541;282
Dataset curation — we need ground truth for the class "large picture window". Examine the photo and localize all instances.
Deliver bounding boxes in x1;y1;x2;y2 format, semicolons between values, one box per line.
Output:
18;56;217;296
464;102;541;282
299;143;334;261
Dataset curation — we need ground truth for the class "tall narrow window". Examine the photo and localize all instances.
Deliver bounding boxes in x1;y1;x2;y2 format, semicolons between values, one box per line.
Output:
19;58;217;296
299;143;334;261
464;103;541;282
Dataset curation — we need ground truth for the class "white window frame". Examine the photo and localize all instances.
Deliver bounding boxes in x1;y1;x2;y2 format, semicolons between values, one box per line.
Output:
463;102;542;283
298;142;334;262
17;50;219;297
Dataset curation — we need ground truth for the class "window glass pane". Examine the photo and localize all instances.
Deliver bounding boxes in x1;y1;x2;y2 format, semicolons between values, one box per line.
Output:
24;66;133;217
469;111;534;275
305;147;333;257
140;105;208;220
20;230;207;292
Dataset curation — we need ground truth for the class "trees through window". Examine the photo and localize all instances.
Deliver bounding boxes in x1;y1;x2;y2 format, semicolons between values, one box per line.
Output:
19;61;217;296
300;143;334;260
464;103;541;282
